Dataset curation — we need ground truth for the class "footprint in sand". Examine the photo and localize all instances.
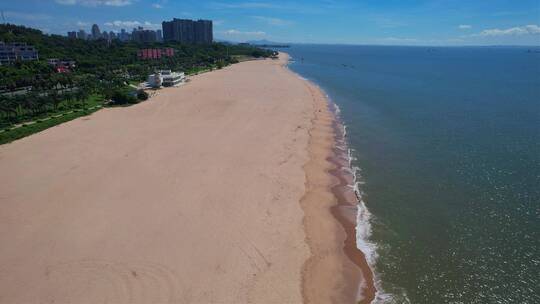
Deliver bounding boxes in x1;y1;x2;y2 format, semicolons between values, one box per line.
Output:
42;259;181;304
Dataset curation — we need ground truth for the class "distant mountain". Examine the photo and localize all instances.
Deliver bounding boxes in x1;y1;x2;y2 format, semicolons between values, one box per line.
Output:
246;39;287;45
244;40;291;48
213;38;233;44
213;39;290;46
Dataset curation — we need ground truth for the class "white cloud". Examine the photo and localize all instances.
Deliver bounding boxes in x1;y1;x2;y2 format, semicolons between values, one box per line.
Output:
210;2;278;9
152;3;163;8
105;20;140;28
55;0;133;7
251;16;293;26
476;24;540;36
76;21;89;27
143;21;161;29
216;29;267;42
104;20;160;29
97;0;133;6
458;24;472;30
222;29;266;36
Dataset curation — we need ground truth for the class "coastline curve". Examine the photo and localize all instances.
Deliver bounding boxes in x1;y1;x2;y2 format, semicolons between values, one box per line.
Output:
281;53;377;304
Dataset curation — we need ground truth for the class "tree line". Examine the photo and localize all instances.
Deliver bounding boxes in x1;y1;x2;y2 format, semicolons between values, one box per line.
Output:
0;24;275;128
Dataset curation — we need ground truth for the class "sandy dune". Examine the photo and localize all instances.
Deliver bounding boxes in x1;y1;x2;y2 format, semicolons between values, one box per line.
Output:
0;55;364;303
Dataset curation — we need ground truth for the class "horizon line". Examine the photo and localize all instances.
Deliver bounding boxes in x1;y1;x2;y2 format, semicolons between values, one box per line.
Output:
2;23;540;48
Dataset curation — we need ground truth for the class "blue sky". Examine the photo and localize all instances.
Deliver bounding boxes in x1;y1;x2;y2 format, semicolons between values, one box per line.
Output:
2;0;540;45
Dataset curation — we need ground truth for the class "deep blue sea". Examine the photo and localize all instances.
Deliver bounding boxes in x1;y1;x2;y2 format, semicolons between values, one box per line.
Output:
286;45;540;303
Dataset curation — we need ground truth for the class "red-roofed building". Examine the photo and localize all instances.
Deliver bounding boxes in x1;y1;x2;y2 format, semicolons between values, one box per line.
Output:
163;48;174;57
48;59;76;73
137;48;175;60
56;66;70;73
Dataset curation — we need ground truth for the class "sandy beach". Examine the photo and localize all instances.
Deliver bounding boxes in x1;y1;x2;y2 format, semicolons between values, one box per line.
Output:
0;54;370;303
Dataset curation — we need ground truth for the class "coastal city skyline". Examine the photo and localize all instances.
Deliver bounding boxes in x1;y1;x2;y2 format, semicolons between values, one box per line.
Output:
1;0;540;45
66;18;213;44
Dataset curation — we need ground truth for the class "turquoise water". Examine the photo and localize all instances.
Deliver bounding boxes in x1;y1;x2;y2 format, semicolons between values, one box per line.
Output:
286;45;540;303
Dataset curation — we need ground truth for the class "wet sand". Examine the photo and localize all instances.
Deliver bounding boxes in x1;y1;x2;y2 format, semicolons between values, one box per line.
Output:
0;53;373;303
296;78;376;304
328;118;377;304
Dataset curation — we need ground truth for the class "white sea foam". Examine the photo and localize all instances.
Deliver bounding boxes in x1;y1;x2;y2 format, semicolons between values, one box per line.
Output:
355;199;377;265
336;145;347;151
333;102;342;115
344;151;377;268
329;99;408;304
286;65;407;303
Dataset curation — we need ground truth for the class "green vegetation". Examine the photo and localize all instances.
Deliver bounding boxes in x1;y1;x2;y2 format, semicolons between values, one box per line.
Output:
0;106;101;145
137;90;149;101
0;93;103;144
0;92;102;128
231;54;259;62
0;23;275;144
110;87;137;105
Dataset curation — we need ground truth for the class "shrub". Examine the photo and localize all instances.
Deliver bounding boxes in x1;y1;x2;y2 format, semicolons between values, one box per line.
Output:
137;90;148;101
251;50;266;58
111;88;137;105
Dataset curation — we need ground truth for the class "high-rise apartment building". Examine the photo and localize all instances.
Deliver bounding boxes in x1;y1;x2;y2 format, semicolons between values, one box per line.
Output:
162;18;213;44
162;21;173;42
67;31;77;39
78;30;87;40
194;20;213;44
91;24;101;39
119;29;130;41
132;27;157;43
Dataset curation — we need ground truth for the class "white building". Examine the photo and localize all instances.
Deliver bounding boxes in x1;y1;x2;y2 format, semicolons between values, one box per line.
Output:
147;73;162;88
147;70;185;88
160;70;185;87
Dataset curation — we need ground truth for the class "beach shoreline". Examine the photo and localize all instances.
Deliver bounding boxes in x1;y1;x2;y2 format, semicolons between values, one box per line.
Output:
282;58;376;303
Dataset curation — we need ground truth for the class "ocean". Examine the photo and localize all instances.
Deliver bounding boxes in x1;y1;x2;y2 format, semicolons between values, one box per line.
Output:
285;45;540;303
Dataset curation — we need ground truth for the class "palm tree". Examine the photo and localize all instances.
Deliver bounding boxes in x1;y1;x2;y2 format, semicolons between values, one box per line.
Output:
0;95;18;123
77;87;90;109
49;89;61;111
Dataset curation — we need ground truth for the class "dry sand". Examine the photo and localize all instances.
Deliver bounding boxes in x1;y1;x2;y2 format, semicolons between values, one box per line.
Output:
0;54;369;303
